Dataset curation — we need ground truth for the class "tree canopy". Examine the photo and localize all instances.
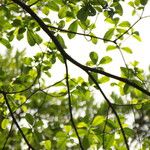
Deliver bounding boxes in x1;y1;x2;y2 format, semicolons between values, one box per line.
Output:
0;0;150;149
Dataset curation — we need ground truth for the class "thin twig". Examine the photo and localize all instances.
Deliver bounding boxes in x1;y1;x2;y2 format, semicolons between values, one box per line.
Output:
63;58;84;150
47;25;113;43
87;72;130;150
102;106;110;149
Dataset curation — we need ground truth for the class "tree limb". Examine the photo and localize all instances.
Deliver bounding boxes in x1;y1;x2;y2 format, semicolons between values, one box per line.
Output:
12;0;150;97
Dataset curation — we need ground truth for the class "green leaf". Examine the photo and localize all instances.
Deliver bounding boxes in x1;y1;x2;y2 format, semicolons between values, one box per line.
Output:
48;1;59;11
77;122;88;128
1;119;9;129
57;34;67;48
124;128;135;137
25;113;34;125
58;6;67;19
87;4;96;16
99;56;112;65
92;115;105;126
91;33;98;44
77;7;88;22
106;45;117;51
12;19;21;27
99;76;110;84
121;47;132;54
27;30;35;46
118;21;131;27
103;28;114;42
68;20;78;39
140;0;148;5
42;140;51;150
0;38;11;49
34;33;43;44
132;31;142;41
104;134;114;149
89;51;98;64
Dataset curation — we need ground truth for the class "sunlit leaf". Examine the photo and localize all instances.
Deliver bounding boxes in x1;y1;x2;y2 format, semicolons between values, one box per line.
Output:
99;56;112;64
92;115;105;126
68;20;78;39
118;21;131;27
1;119;9;129
103;28;115;42
106;45;117;51
121;47;132;54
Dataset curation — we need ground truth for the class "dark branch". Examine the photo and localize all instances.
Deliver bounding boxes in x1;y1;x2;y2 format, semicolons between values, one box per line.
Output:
64;58;84;150
47;25;113;43
87;72;130;150
12;0;150;97
2;92;35;150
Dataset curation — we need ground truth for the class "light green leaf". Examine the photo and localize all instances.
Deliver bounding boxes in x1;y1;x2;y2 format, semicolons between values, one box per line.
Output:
1;119;9;129
103;28;114;42
121;47;132;54
92;115;105;126
77;122;88;128
106;45;117;51
99;56;112;65
99;76;110;84
118;21;131;27
91;33;98;44
43;140;51;150
58;6;67;19
68;20;78;39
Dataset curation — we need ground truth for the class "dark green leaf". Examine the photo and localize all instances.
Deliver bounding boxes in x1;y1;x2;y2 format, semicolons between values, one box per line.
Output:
27;30;35;46
25;113;34;125
57;34;67;48
0;38;11;49
87;4;96;16
89;51;98;64
77;7;88;22
140;0;148;5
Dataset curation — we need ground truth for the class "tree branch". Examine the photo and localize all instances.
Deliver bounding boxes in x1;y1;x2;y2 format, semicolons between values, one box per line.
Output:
2;92;35;150
63;58;84;150
12;0;150;97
